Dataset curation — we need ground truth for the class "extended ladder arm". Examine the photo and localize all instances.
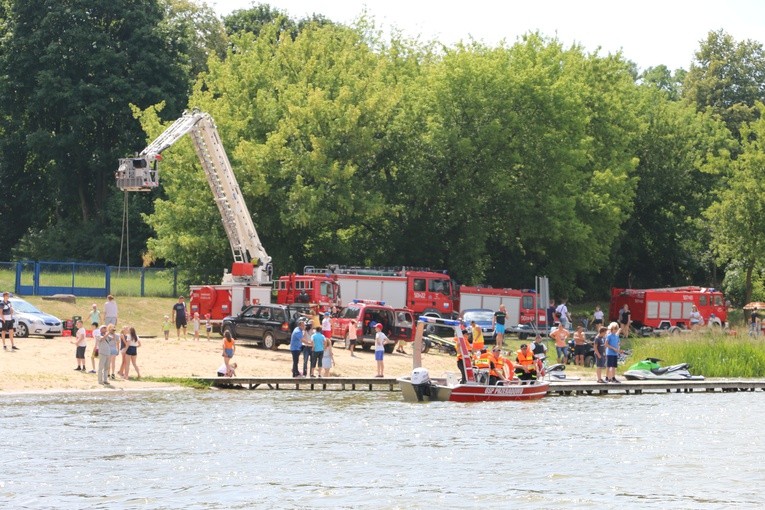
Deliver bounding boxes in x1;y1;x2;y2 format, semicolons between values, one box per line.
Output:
117;109;271;285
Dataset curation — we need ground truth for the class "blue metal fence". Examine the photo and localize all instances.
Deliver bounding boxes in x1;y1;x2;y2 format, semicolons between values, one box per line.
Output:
1;261;178;297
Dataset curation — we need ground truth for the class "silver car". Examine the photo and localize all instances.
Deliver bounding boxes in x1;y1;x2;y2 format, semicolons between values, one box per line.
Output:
4;297;63;338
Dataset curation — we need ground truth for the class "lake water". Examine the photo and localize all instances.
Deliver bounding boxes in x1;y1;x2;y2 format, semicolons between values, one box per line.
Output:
0;388;763;509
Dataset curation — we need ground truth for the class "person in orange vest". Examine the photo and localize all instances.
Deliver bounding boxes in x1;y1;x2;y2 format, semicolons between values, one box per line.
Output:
515;343;537;381
474;348;493;384
454;321;472;383
490;346;511;385
470;320;485;354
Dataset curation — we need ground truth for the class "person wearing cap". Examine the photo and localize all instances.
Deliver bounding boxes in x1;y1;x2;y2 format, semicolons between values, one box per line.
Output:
1;292;17;350
172;296;188;340
515;343;537;380
373;322;390;377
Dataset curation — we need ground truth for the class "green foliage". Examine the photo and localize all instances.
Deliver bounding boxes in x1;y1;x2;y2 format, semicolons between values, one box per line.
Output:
161;0;228;78
683;29;765;138
627;334;765;378
0;0;190;263
705;103;765;304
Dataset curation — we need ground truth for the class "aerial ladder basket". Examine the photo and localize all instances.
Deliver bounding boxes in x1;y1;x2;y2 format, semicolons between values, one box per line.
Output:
116;157;159;192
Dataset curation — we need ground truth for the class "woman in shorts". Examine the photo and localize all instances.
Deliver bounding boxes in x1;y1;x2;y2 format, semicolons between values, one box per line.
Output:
124;327;142;380
222;330;236;371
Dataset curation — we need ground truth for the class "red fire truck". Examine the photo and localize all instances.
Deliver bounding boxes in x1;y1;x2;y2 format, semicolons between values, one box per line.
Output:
458;286;546;327
609;286;727;330
276;266;457;318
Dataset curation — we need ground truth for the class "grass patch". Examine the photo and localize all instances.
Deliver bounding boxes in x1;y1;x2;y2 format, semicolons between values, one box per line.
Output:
141;376;213;389
625;333;765;377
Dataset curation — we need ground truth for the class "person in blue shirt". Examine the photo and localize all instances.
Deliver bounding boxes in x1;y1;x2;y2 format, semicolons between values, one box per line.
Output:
310;327;326;377
289;321;305;377
605;322;625;383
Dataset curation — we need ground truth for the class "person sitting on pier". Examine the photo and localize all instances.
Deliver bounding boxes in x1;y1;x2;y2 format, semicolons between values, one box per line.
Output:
515;344;537;381
217;362;237;377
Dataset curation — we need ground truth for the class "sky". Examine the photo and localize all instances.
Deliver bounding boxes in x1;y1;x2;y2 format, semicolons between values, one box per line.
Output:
209;0;765;71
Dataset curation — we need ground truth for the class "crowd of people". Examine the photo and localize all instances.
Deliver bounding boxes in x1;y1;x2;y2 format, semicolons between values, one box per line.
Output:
69;296;143;385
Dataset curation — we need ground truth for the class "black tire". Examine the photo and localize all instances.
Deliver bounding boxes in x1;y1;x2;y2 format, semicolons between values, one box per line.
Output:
584;355;595;368
262;331;278;350
362;343;372;351
16;322;29;338
44;335;55;339
518;332;529;340
421;339;430;354
384;343;394;354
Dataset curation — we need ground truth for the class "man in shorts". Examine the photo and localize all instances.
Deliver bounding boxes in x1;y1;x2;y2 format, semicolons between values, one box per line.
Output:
605;322;624;383
493;304;507;349
1;292;17;350
593;326;607;383
172;296;188;340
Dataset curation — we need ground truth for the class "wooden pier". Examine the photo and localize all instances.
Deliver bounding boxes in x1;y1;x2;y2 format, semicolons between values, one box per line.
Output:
198;377;765;395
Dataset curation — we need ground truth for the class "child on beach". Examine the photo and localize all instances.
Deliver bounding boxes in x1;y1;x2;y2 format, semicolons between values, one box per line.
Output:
322;335;335;377
162;315;171;341
222;330;236;370
205;314;212;341
71;320;87;371
347;319;358;357
374;323;391;378
192;312;201;341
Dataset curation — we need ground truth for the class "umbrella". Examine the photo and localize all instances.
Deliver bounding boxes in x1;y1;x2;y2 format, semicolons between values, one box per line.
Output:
743;302;765;310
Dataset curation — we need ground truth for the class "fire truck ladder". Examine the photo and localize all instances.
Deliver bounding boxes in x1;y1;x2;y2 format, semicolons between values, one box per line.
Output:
117;109;272;285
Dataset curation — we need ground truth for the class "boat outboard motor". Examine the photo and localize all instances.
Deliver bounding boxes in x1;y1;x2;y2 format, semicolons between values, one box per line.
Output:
411;368;434;402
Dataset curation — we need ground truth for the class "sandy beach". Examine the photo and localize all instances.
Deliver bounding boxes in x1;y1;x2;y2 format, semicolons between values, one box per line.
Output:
0;332;459;393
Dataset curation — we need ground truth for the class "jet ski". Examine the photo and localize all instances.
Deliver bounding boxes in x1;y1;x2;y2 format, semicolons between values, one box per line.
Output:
623;357;704;381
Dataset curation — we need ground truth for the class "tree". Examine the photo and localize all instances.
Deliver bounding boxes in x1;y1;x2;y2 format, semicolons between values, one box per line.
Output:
684;30;765;137
705;102;765;305
0;0;189;262
161;0;228;79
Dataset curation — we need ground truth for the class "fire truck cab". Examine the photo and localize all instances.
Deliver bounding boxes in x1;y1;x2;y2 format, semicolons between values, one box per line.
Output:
609;286;727;330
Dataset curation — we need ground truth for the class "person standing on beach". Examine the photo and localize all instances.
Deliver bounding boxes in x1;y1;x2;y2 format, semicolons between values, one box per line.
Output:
556;299;571;329
322;334;334;377
103;295;118;326
1;292;17;350
346;319;358;357
605;322;624;383
98;324;117;385
172;296;188;340
192;312;201;341
162;315;171;340
374;323;390;378
123;327;141;380
117;326;130;378
593;326;607;383
88;304;101;329
592;305;605;330
619;304;631;338
222;330;236;371
302;325;313;376
493;304;507;349
310;326;325;377
573;326;587;366
550;323;570;365
290;321;305;377
71;320;87;370
89;323;103;374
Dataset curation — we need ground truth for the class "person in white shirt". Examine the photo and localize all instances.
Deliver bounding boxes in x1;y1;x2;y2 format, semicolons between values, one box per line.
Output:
71;320;87;371
217;362;237;377
374;323;391;378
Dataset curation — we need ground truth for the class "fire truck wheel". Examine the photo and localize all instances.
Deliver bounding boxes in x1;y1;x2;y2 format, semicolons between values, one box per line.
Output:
262;331;278;350
384;343;395;354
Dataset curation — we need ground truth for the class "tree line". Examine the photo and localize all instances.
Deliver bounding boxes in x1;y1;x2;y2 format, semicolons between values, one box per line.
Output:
1;1;764;305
